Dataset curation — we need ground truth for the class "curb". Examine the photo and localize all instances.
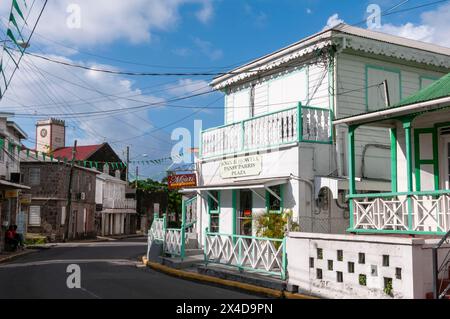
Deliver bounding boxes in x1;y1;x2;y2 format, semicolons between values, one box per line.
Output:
0;249;35;264
141;256;317;299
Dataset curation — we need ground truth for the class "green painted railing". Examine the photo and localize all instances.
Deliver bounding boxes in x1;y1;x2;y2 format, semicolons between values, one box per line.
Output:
200;103;333;159
204;230;287;280
348;190;450;235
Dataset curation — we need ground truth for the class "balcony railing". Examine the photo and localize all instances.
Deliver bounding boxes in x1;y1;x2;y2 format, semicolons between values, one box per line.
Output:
200;103;333;159
103;198;136;210
349;190;450;235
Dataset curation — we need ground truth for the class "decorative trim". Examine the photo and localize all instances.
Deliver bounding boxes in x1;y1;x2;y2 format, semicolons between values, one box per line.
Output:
340;35;450;70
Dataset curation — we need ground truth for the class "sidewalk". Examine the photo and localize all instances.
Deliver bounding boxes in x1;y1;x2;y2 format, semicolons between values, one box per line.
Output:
141;256;317;299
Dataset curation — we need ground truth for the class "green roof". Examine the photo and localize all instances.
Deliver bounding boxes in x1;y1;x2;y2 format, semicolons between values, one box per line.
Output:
393;72;450;108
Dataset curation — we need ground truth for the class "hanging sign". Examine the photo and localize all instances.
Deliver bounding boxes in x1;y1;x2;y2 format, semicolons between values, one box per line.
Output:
168;174;197;190
5;190;18;198
220;155;262;179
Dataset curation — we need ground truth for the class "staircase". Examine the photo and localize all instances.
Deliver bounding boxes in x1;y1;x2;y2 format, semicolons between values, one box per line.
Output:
427;229;450;299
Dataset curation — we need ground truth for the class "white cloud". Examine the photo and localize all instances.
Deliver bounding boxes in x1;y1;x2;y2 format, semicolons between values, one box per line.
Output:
306;8;312;14
0;0;215;48
0;53;173;168
165;79;211;96
323;13;344;31
375;3;450;47
193;37;223;61
244;3;267;28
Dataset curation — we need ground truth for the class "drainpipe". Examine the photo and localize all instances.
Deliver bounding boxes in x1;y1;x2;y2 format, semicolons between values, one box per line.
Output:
289;173;317;216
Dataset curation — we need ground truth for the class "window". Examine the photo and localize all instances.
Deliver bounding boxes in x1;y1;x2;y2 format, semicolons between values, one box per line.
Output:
309;257;314;268
358;253;365;264
348;262;355;273
337;271;343;283
395;268;402;280
266;185;283;213
337;250;343;262
366;66;401;111
328;260;333;271
29;168;41;186
316;268;323;280
208;191;220;233
382;255;390;267
209;214;219;233
29;206;41;226
317;248;323;260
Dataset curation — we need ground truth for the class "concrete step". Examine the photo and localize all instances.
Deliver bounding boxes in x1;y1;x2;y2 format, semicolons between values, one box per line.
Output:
197;264;286;291
185;248;203;257
159;254;204;269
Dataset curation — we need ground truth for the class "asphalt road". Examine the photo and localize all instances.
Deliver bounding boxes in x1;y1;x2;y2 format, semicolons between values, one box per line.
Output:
0;238;261;299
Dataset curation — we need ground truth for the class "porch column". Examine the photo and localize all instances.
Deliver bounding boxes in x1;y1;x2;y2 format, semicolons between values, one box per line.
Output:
232;190;236;236
348;125;356;230
403;119;414;231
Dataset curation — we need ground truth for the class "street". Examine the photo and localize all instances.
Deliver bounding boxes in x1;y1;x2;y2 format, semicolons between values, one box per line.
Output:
0;238;261;299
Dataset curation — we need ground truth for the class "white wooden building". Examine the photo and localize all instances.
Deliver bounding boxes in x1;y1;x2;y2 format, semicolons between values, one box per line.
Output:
95;170;137;236
188;24;450;245
148;24;450;289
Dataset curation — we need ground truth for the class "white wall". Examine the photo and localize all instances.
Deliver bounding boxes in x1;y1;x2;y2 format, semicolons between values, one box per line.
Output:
336;52;446;180
287;232;450;299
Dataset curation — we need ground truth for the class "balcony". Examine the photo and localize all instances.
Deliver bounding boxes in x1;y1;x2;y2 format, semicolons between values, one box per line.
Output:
349;190;450;235
200;103;332;159
103;198;136;210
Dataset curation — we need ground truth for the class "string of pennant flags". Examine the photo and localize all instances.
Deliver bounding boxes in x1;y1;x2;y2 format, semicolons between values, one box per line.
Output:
0;138;184;169
0;0;47;99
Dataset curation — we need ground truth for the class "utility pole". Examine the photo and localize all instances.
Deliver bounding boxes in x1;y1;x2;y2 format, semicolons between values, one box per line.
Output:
64;140;77;241
126;146;130;182
135;165;139;188
383;79;391;107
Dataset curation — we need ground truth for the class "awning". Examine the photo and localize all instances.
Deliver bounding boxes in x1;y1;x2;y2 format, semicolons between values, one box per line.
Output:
180;176;290;193
314;176;391;199
0;180;31;190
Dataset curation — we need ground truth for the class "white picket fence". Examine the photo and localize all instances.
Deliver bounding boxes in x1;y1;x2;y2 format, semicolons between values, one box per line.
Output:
204;232;286;279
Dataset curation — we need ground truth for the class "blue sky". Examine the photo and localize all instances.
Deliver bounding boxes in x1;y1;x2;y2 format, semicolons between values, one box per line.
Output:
0;0;449;180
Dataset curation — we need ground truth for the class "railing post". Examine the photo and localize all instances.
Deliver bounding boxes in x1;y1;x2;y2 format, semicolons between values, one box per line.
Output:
432;247;439;299
297;102;302;142
204;227;209;265
180;200;186;260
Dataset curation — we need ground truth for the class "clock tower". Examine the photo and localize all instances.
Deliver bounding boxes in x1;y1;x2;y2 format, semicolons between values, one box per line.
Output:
36;118;66;153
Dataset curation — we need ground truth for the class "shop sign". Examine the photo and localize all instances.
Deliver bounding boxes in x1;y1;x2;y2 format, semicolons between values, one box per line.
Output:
220;155;262;179
20;194;32;204
5;190;18;198
168;174;197;189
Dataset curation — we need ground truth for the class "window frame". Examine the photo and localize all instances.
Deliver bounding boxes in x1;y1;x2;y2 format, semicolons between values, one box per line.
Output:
265;185;284;214
208;191;220;233
29;167;41;186
365;65;402;111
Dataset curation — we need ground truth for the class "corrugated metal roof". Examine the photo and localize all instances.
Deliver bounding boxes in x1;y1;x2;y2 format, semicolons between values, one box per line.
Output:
53;144;103;160
392;72;450;108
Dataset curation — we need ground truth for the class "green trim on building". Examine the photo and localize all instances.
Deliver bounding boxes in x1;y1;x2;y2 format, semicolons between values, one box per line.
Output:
365;64;402;112
348;125;356;229
232;190;236;236
414;128;440;191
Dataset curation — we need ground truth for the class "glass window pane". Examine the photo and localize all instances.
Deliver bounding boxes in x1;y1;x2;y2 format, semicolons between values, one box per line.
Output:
209;190;219;212
210;214;219;233
268;186;281;211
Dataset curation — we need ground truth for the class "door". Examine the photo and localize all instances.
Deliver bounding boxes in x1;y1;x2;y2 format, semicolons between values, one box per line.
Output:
237;190;253;236
441;135;450;189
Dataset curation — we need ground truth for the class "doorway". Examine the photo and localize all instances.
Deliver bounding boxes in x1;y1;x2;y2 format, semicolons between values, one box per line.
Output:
440;133;450;189
237;190;253;236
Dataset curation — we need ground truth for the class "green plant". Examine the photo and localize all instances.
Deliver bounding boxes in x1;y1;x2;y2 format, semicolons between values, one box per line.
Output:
255;209;300;239
359;274;367;286
384;278;393;296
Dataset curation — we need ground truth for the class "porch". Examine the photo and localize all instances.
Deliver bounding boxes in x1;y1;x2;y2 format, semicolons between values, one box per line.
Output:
200;103;332;159
334;74;450;236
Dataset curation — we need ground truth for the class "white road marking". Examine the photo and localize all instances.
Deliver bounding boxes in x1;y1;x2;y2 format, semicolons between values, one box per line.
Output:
0;259;138;269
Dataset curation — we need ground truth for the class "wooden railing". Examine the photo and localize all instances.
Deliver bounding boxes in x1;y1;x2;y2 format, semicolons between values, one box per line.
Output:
204;231;287;279
200;103;332;159
349;190;450;234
